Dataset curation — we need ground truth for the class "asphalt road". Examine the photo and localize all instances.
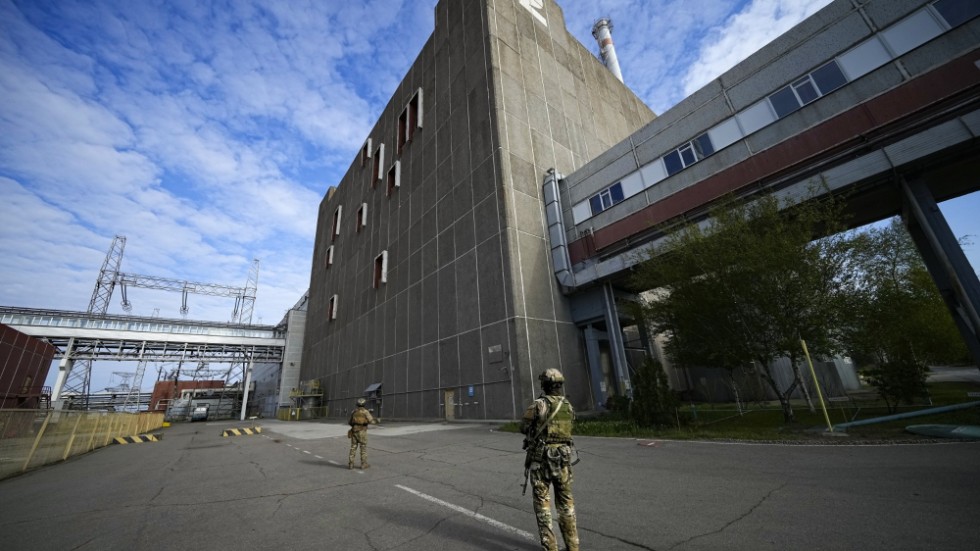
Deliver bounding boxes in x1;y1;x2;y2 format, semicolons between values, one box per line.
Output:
0;419;978;550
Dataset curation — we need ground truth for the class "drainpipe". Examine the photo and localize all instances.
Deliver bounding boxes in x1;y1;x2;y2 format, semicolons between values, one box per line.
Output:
543;169;576;289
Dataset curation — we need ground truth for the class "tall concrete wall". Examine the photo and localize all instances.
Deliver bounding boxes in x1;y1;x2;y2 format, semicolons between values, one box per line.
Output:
301;0;654;420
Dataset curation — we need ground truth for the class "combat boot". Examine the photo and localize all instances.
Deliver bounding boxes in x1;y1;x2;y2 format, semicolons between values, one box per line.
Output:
348;461;353;470
361;463;370;469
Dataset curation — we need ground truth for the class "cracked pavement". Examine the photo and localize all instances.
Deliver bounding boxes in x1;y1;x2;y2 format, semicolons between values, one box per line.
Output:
0;420;978;550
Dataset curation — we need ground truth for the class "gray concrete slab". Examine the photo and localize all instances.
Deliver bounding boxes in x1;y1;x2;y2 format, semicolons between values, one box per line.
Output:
1;420;978;550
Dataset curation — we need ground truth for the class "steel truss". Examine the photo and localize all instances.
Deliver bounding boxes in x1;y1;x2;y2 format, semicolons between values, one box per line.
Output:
43;337;283;364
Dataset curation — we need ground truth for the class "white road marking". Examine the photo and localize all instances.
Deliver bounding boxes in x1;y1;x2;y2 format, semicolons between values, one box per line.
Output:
396;484;536;542
315;455;324;459
303;450;311;454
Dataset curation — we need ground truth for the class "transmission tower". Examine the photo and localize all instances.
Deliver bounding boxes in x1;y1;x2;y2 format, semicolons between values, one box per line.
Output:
231;259;259;325
61;236;260;410
62;235;126;409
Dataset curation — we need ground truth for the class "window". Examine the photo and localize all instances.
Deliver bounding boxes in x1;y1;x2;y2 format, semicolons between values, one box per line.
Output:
663;150;684;176
398;111;407;155
409;88;422;133
373;143;385;183
770;59;850;119
356;203;367;232
881;8;943;56
328;294;338;320
933;0;980;28
769;85;801;118
588;182;625;216
838;36;891;81
663;133;715;176
810;60;847;95
331;206;343;241
373;250;388;288
736;99;777;135
678;142;697;166
397;87;424;155
325;245;334;268
361;138;372;168
387;161;401;196
791;75;820;106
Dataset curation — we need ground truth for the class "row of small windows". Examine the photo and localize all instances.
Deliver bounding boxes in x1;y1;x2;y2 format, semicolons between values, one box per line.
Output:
360;87;423;185
337;95;419;245
323;244;388;282
323;250;388;322
332;89;422;249
579;0;977;220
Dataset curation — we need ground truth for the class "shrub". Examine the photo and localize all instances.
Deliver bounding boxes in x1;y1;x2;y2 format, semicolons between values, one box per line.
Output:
630;357;680;427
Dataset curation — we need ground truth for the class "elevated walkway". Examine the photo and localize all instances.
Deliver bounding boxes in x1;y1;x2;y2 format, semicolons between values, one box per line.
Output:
0;306;285;363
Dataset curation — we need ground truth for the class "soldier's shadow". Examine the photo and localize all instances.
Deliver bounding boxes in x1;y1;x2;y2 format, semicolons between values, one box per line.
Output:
298;458;357;469
367;505;535;550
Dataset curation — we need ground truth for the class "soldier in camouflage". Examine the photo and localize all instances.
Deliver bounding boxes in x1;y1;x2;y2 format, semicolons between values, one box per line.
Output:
348;398;377;469
521;368;580;551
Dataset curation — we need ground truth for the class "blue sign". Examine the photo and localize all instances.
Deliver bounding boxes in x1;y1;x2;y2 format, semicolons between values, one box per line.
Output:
468;385;475;397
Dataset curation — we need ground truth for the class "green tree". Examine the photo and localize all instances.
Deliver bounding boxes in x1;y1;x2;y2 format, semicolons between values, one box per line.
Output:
632;193;853;423
841;219;968;412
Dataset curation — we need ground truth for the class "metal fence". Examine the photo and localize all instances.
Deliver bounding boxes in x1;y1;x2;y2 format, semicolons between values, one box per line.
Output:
0;409;165;481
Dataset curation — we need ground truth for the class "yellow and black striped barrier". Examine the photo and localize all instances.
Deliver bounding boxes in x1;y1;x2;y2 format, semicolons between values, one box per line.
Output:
113;433;163;444
222;427;262;437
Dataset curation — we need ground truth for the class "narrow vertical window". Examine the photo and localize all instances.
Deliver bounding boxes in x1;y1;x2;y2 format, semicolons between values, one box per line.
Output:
332;206;343;241
387;161;401;196
328;294;338;320
325;245;334;268
397;109;408;155
397;88;424;156
356;203;367;232
409;88;422;134
361;138;372;168
373;250;388;289
373;143;385;183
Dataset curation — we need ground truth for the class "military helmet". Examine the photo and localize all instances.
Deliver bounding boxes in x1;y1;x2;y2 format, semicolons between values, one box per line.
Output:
539;368;565;385
356;398;366;407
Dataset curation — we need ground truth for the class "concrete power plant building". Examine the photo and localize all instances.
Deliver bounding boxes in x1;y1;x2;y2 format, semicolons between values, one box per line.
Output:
301;0;654;420
301;0;980;420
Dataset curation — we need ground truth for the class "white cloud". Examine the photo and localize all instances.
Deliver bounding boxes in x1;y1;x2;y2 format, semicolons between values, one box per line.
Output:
681;0;833;96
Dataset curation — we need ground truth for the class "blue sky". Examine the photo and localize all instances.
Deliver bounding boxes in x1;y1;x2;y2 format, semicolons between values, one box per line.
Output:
1;0;977;390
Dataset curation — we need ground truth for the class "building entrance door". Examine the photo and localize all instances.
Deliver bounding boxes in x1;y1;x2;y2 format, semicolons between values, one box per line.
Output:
444;389;455;420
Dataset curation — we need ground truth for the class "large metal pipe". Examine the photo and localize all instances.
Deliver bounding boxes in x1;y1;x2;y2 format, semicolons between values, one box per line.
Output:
592;18;623;82
832;401;980;431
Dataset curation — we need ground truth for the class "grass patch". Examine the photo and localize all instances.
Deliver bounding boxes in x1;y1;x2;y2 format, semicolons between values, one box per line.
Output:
499;382;980;442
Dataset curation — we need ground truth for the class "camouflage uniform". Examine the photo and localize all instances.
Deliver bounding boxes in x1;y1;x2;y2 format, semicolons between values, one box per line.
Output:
348;402;376;469
522;389;579;551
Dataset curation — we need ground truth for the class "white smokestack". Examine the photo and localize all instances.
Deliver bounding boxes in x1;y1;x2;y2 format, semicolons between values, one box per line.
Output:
592;17;623;83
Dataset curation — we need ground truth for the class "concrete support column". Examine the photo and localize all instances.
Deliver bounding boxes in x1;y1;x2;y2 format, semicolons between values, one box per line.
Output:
240;359;255;421
51;337;74;408
602;282;632;397
583;325;608;408
900;176;980;368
